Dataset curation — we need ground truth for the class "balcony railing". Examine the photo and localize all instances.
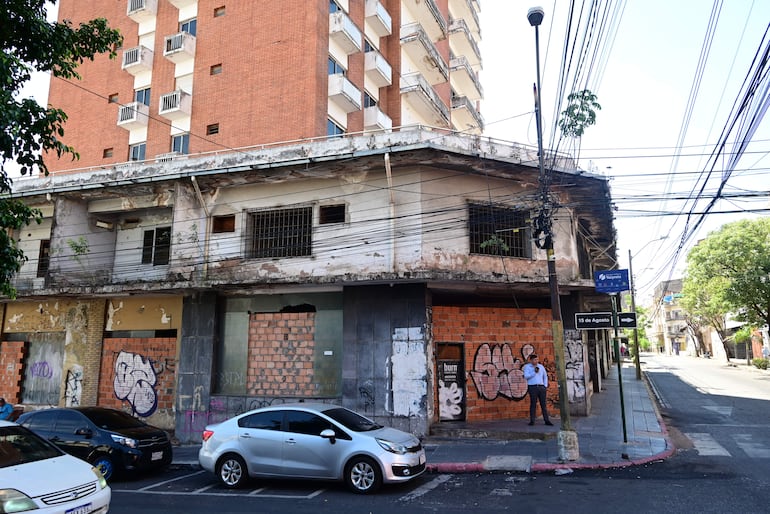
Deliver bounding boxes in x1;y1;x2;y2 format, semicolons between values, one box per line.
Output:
402;0;446;41
448;0;481;36
448;18;482;70
449;56;483;101
121;45;154;75
400;23;448;85
400;73;449;126
117;102;149;130
364;50;392;88
451;95;484;133
329;12;362;55
164;31;196;63
365;0;392;38
127;0;157;22
364;106;392;132
328;74;362;113
159;90;192;120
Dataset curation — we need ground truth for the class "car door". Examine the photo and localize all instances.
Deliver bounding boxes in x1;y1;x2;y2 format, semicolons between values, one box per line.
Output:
236;410;284;476
19;410;59;441
280;410;342;478
49;410;96;462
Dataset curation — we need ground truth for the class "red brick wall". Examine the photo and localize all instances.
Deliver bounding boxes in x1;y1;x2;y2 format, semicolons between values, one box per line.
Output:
432;306;560;422
99;338;176;417
0;342;26;403
247;312;315;396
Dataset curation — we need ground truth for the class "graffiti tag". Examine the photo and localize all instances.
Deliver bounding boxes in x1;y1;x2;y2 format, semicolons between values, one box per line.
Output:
30;361;54;379
114;350;158;416
469;343;534;401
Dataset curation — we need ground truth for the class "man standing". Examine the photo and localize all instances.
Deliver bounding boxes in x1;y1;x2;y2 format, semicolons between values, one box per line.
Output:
523;354;553;426
0;398;13;421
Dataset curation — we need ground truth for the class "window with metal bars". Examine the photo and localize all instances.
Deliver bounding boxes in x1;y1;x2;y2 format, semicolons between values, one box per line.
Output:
468;202;531;258
247;207;312;258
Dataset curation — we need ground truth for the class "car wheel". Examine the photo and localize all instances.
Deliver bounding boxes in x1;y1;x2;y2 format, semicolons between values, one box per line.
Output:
345;456;382;494
91;454;114;480
217;454;248;488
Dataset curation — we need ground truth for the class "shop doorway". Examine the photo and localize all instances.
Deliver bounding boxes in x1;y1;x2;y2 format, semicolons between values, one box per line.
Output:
437;343;465;421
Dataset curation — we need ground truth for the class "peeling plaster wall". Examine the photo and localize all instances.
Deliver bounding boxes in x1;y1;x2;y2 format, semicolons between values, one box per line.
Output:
15;206;52;287
112;209;173;282
104;296;182;333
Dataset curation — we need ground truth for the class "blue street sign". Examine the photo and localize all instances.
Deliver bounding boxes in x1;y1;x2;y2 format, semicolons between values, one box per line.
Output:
593;269;630;293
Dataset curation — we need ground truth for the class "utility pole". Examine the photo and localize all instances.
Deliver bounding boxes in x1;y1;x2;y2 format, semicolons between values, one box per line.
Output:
528;6;578;461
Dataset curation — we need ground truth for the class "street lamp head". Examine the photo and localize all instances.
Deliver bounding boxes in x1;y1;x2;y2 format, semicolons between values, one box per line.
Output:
527;6;545;27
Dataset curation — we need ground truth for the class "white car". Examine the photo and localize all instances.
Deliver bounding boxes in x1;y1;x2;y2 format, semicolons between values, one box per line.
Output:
198;403;426;494
0;420;111;514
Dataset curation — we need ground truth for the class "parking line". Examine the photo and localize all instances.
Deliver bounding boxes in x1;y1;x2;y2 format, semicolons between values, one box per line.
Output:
399;474;452;502
137;470;206;491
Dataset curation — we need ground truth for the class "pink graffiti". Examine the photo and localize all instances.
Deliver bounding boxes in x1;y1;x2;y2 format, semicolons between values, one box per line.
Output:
469;343;534;401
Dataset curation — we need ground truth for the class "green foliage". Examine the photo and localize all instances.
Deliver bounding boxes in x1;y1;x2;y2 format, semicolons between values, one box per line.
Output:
479;235;510;253
558;89;601;138
683;219;770;331
752;358;768;370
0;0;121;297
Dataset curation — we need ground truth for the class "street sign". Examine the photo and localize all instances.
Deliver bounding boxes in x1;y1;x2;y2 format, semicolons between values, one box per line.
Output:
575;312;637;329
593;269;630;293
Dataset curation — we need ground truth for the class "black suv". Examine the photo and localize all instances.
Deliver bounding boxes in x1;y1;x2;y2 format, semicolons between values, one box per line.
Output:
17;406;172;479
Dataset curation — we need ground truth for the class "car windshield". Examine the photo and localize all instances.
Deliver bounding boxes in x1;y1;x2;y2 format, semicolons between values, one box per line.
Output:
0;426;63;468
323;407;382;432
81;408;146;430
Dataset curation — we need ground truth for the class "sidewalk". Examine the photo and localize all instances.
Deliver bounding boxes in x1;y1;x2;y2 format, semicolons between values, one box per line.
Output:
171;359;674;474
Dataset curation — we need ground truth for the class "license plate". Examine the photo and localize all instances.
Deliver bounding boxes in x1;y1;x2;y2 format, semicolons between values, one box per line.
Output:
151;451;163;461
66;503;91;514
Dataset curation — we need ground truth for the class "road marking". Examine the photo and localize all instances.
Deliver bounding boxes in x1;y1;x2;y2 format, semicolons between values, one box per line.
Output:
399;474;452;502
685;432;731;456
733;434;770;458
138;470;206;491
702;405;732;416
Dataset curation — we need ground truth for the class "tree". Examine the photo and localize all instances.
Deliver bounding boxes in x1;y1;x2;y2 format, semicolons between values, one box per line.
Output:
558;89;602;138
681;218;770;360
0;1;121;297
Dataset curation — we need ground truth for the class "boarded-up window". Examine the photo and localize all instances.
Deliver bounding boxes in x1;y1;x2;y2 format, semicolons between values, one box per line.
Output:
21;335;64;405
212;215;235;233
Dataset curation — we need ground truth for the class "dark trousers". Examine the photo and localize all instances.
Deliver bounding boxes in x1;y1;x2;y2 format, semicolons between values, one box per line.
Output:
528;385;550;422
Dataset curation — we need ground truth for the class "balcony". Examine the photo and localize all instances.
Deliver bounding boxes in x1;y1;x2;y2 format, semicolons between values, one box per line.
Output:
364;106;392;132
159;90;192;120
448;0;481;36
329;12;362;55
168;0;195;8
127;0;157;22
400;73;449;126
364;50;392;88
163;31;196;64
449;56;483;101
402;0;446;42
451;95;484;133
400;23;448;85
365;0;392;38
121;45;154;75
155;152;183;163
328;74;362;113
448;18;482;70
117;102;149;130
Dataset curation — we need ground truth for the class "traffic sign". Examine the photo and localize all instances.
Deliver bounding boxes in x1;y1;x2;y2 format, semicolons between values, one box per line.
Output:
575;312;637;329
593;269;630;293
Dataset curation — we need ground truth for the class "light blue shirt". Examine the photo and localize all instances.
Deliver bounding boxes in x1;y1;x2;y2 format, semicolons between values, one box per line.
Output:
523;363;548;387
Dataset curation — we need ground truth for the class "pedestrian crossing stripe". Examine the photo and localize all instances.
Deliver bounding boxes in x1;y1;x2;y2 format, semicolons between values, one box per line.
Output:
685;432;731;456
733;434;770;459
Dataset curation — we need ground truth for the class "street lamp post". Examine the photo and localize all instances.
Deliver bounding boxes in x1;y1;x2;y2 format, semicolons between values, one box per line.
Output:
528;6;578;461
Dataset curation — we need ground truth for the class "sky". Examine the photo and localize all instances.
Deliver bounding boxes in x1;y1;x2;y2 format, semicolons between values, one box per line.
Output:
17;1;770;303
479;0;770;302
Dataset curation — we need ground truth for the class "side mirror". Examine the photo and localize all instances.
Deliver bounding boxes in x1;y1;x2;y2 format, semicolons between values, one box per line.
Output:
320;428;336;444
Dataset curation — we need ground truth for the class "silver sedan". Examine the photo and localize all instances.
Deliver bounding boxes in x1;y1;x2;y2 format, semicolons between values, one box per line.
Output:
198;403;426;494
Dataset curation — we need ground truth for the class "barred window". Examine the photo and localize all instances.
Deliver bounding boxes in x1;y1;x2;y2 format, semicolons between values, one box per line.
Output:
248;207;312;258
468;202;531;258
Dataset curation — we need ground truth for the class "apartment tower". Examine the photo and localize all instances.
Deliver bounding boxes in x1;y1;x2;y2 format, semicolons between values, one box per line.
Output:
46;0;483;172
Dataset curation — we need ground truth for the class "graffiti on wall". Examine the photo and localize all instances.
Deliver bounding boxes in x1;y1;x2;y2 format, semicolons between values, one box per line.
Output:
564;330;586;401
469;343;535;401
30;361;54;379
113;350;158;416
64;365;83;407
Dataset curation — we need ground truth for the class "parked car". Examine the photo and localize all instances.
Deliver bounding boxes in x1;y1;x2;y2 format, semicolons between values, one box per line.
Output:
198;402;426;494
0;420;111;513
16;406;173;480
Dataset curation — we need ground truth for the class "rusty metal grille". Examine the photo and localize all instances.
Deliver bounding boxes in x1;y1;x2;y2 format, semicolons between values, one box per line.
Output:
248;206;312;258
468;202;531;258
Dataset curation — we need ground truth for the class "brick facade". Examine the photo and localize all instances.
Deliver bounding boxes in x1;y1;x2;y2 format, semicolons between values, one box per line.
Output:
0;341;26;403
100;338;177;417
247;312;316;397
432;306;560;422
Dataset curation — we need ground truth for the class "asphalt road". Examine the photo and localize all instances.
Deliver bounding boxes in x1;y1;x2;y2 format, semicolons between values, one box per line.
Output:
108;354;770;513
